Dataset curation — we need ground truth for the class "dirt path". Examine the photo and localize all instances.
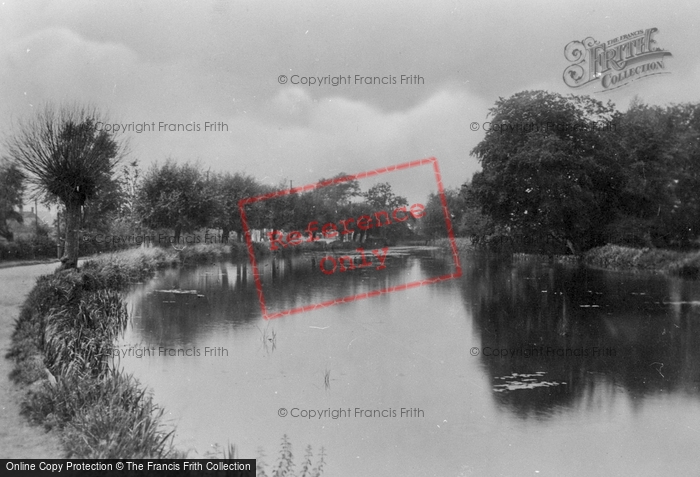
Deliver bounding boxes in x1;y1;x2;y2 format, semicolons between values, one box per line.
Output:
0;261;64;458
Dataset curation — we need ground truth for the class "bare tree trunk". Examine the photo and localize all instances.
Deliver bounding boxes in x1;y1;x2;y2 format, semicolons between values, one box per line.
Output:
60;202;81;269
222;226;230;243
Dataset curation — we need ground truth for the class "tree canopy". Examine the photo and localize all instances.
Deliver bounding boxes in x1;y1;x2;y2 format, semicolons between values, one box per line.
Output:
135;160;215;244
5;104;125;268
469;91;625;253
468;90;700;252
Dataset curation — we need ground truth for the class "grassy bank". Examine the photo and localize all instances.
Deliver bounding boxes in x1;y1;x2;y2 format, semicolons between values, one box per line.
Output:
433;238;700;279
583;244;700;279
6;242;331;462
5;244;239;458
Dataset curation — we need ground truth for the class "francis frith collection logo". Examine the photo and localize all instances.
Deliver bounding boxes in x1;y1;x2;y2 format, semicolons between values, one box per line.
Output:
563;28;672;91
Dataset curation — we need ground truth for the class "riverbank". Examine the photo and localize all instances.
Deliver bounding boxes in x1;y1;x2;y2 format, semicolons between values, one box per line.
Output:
0;262;64;458
6;244;245;458
6;246;186;458
5;243;327;466
431;237;474;253
433;238;700;279
583;244;700;279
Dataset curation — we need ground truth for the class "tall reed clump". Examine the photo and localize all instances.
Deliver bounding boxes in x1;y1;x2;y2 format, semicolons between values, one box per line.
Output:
256;435;326;477
7;248;183;458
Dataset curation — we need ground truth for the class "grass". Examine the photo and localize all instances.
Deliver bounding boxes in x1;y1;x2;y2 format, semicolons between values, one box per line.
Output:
24;367;174;458
6;247;193;458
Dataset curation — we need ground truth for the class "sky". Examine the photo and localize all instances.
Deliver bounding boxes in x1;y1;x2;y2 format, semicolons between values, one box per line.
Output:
1;0;699;206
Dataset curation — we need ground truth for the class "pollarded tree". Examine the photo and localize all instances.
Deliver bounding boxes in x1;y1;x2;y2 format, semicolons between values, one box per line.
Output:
6;104;125;268
135;160;214;244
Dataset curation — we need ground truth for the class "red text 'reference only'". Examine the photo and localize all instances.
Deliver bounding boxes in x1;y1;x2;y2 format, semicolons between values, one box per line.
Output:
267;204;425;251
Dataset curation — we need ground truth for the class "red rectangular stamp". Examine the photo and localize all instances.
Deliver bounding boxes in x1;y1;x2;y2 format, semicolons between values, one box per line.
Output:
238;157;462;319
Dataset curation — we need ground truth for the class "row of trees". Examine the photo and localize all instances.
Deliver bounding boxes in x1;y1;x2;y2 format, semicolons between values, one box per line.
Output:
1;104;415;269
134;162;413;245
433;91;700;254
4;91;697;268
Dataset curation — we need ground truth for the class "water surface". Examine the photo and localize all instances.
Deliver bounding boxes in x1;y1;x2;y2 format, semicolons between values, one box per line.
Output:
118;249;700;476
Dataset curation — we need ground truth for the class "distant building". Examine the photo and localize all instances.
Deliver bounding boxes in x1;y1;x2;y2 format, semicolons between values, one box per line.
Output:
4;206;53;241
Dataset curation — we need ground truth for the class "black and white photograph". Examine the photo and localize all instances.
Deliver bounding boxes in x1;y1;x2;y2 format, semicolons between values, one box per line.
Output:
1;1;700;475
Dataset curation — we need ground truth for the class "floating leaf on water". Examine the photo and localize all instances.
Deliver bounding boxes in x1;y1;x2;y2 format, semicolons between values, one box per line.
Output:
155;289;199;295
493;371;565;393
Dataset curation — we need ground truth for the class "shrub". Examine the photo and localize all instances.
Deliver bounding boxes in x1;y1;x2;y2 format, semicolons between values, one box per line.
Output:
0;235;57;261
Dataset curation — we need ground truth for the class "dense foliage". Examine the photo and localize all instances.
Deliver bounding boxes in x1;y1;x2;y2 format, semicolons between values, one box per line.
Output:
467;91;700;253
0;159;25;241
3;93;698;263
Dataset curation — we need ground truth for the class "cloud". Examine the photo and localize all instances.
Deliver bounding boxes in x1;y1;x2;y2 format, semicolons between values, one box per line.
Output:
2;0;699;207
171;85;489;204
0;28;139;117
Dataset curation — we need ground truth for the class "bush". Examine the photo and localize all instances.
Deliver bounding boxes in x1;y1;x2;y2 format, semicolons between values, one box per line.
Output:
0;235;57;261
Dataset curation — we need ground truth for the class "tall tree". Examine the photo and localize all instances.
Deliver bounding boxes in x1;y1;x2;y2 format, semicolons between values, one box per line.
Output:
135;160;214;244
6;104;125;268
469;90;624;253
363;182;410;242
0;159;25;241
211;171;259;242
364;182;408;210
614;100;700;248
420;187;473;239
314;172;361;208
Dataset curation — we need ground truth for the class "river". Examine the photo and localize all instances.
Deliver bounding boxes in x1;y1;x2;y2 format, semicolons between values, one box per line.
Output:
117;248;700;476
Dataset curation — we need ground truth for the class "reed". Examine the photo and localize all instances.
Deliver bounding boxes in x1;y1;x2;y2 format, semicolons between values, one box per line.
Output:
323;369;331;391
9;248;184;458
203;442;238;459
43;289;128;378
257;323;277;353
255;437;325;477
24;367;175;458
